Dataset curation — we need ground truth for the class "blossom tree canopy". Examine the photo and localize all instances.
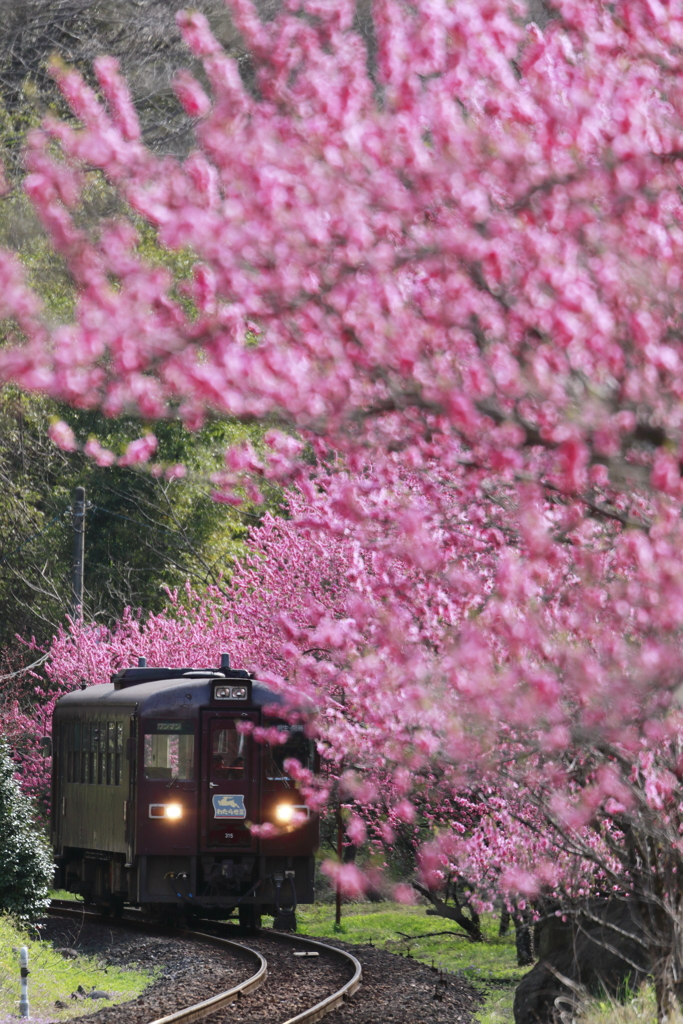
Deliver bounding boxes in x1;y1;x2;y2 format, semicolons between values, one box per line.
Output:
7;0;683;1014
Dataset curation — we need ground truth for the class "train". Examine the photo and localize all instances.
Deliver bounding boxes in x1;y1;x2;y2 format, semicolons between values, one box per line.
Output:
50;654;319;929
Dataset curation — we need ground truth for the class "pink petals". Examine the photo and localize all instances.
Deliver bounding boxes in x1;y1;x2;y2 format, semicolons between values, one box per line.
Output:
118;433;158;466
173;72;212;119
83;437;117;467
48;420;77;452
5;0;683;917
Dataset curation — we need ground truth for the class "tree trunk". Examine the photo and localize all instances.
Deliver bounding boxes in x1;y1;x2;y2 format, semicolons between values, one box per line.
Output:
638;893;683;1023
513;910;534;967
412;881;483;941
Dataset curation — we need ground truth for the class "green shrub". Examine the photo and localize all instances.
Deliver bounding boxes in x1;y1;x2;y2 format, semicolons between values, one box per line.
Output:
0;742;52;921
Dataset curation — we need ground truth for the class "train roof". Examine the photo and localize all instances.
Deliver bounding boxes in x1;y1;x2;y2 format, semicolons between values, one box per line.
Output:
54;671;284;716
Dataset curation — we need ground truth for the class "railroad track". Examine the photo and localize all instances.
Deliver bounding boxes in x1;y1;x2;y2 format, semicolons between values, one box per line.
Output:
48;899;361;1024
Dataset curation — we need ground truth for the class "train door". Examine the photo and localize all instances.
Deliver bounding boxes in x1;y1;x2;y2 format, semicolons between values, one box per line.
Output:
200;713;258;852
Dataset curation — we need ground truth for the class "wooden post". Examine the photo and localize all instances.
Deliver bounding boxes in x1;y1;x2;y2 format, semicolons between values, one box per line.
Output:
335;801;343;929
71;486;85;620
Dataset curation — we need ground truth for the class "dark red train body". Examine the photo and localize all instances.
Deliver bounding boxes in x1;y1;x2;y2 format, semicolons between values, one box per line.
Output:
51;658;318;926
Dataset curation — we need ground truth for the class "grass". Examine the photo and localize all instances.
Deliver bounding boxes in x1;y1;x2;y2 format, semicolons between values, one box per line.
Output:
577;985;671;1024
263;902;530;1024
0;912;156;1023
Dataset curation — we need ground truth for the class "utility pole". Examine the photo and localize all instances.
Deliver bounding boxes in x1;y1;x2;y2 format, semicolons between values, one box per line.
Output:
71;486;85;621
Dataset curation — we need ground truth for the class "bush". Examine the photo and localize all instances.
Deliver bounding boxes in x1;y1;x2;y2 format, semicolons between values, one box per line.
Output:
0;742;52;921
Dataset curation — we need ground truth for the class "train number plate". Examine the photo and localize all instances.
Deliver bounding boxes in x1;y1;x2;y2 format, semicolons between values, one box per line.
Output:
209;828;250;845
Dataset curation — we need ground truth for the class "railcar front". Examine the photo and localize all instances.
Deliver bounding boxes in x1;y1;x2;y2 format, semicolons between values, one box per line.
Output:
51;658;318;927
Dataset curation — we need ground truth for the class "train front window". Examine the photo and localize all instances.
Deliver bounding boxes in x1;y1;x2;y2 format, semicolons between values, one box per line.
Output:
212;726;248;779
265;724;314;782
144;721;195;781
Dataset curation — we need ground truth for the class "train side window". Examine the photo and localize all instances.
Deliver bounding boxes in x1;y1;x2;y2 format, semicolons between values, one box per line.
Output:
60;724;67;784
115;723;123;785
88;724;97;784
143;721;194;781
212;726;248;779
73;722;81;784
98;721;106;784
81;722;89;784
107;722;115;785
265;723;314;781
66;722;72;784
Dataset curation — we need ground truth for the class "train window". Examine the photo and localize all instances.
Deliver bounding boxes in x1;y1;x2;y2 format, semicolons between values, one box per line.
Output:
60;724;67;784
73;722;81;784
265;723;314;781
88;724;97;783
81;723;89;784
143;721;194;780
115;723;123;785
65;722;72;784
211;726;248;779
98;721;106;784
107;722;116;785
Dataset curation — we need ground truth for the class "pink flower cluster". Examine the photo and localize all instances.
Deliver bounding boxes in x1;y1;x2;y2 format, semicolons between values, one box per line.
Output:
5;0;683;911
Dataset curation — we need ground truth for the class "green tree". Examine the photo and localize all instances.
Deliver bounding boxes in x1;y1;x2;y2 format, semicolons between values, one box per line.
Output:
0;389;277;650
0;741;52;921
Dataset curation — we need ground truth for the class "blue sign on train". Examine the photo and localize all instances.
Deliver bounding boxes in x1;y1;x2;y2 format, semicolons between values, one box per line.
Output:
213;794;246;819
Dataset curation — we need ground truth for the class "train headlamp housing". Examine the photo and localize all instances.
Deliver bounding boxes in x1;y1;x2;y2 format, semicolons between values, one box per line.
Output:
149;803;183;820
214;685;249;700
274;804;310;827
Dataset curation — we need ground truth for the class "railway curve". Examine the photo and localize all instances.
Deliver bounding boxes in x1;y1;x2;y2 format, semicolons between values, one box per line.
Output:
47;900;360;1024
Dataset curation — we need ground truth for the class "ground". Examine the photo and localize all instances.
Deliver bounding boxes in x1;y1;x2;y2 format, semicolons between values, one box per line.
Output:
13;896;655;1024
0;912;155;1023
274;902;528;1024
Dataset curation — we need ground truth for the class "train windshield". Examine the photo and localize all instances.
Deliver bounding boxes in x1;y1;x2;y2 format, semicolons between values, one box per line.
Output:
144;721;195;780
265;723;314;782
212;725;249;779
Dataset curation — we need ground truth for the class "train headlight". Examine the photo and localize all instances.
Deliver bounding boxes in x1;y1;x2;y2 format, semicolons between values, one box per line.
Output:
149;803;183;820
275;803;295;824
274;804;310;825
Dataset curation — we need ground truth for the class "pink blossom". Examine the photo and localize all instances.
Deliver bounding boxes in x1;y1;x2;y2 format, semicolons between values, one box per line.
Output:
173;71;211;119
83;437;116;467
393;883;417;905
118;434;158;466
5;2;683;970
48;420;77;452
320;861;368;898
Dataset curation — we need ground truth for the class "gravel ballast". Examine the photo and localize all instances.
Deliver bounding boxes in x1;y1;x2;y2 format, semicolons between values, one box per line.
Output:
41;917;481;1024
42;917;256;1024
316;938;482;1024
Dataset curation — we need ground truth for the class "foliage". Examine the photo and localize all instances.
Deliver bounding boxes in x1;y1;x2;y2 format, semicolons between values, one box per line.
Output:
0;388;271;649
0;912;155;1019
0;0;266;176
6;0;683;1016
0;741;52;921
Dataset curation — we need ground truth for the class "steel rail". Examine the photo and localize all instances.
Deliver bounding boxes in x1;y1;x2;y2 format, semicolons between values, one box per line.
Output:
265;931;362;1024
48;900;267;1024
48;900;362;1024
